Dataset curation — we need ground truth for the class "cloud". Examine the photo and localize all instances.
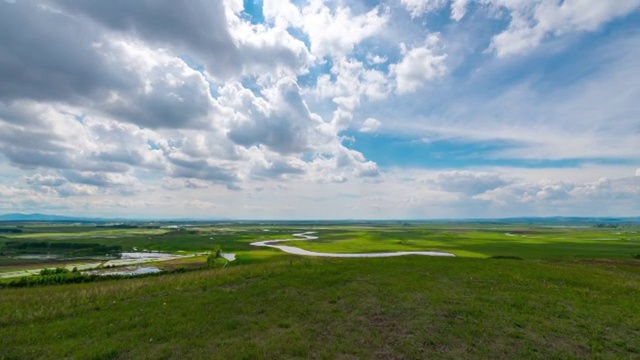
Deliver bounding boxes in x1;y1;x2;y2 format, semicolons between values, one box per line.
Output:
400;0;448;18
0;184;33;199
25;174;67;188
450;0;468;21
23;171;136;198
474;177;640;207
0;2;135;103
366;53;388;65
636;168;640;176
391;34;447;93
311;57;390;130
54;0;237;69
0;2;221;130
430;171;514;196
301;1;388;59
399;1;640;57
382;29;640;162
85;118;165;169
264;0;389;61
314;58;390;103
62;171;140;189
0;0;381;195
354;161;380;178
360;118;381;133
0;101;165;179
166;152;240;185
488;0;640;57
55;0;309;79
0;0;638;218
399;0;467;20
94;40;218;129
250;157;306;180
225;78;327;154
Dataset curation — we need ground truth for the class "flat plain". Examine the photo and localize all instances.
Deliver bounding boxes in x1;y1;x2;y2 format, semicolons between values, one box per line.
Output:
1;221;639;359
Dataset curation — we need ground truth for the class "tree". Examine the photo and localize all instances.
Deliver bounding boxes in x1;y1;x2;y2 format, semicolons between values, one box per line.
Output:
207;245;223;268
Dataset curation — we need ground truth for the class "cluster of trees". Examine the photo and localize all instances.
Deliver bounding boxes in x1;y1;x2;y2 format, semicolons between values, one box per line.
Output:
39;267;71;275
97;224;139;229
7;268;92;287
594;224;621;228
164;229;201;236
1;268;191;288
2;241;122;257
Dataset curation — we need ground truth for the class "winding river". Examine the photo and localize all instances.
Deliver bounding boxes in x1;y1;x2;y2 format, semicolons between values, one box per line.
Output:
250;232;455;258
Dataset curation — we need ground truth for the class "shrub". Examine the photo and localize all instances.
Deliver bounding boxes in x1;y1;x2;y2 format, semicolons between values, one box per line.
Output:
488;255;523;260
39;267;70;276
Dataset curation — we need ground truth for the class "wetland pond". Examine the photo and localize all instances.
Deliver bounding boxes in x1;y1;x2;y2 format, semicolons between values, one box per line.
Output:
1;251;199;279
84;266;162;276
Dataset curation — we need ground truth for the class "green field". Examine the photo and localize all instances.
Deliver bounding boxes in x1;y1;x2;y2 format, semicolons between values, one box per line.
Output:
1;221;640;359
283;225;640;259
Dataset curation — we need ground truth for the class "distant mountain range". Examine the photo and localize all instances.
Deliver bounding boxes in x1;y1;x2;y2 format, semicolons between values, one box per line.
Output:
460;216;640;225
0;213;107;222
0;213;638;224
0;213;229;223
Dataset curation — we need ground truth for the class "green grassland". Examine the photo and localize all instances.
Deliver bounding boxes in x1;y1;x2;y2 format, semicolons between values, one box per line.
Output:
1;256;639;359
1;222;640;359
283;225;640;259
3;223;638;263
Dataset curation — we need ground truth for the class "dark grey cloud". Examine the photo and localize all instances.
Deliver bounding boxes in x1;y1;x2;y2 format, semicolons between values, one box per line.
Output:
61;170;130;188
0;1;134;102
0;106;134;173
25;174;67;188
176;131;245;162
184;179;209;189
228;79;321;154
1;147;71;170
54;184;95;197
54;0;241;75
432;171;514;195
99;61;216;129
0;1;219;129
0;122;72;169
170;165;240;185
251;159;306;180
167;154;239;185
23;170;139;197
52;0;308;79
93;151;147;168
0;125;68;154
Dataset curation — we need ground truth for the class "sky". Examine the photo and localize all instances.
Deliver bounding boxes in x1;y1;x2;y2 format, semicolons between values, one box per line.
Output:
0;0;639;219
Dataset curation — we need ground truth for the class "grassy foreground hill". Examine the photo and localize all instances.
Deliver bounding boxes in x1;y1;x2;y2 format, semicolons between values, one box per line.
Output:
2;256;639;359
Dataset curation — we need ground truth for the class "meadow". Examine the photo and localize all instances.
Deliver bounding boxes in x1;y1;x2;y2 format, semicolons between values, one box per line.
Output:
1;220;639;359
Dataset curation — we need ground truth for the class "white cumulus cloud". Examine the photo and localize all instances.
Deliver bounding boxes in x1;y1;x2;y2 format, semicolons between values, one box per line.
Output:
360;118;381;133
391;34;447;93
301;1;388;60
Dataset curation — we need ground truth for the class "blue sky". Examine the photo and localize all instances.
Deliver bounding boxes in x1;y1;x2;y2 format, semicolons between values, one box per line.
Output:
0;0;638;219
